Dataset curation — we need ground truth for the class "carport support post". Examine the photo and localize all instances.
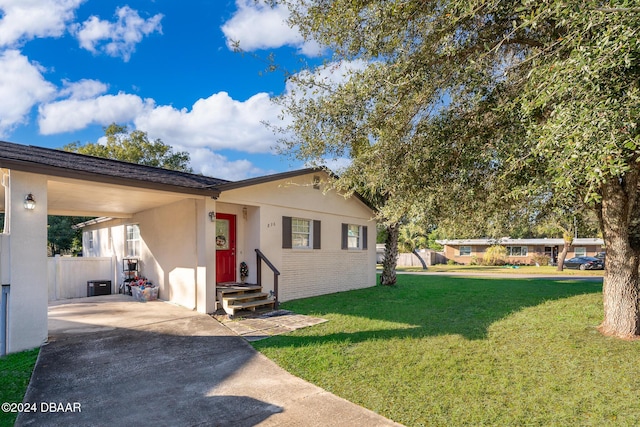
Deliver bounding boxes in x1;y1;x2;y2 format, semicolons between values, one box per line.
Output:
196;197;217;313
5;171;48;353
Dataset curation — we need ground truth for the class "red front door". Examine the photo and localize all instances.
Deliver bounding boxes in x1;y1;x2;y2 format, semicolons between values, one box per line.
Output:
215;213;236;283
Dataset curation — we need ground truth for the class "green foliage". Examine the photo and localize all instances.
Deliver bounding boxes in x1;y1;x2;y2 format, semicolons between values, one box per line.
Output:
47;216;89;255
483;245;507;266
397;223;427;253
64;123;192;172
277;0;638;230
531;253;551;267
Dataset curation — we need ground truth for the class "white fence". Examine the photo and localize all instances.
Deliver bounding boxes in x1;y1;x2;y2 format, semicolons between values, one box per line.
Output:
48;256;115;301
376;244;446;267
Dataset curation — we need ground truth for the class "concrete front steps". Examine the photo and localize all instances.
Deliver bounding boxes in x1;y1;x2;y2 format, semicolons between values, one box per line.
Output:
217;283;275;317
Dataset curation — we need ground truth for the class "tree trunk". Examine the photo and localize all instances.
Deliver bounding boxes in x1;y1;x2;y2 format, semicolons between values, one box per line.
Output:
412;249;428;270
599;178;640;338
381;222;399;286
556;243;568;271
556;232;573;271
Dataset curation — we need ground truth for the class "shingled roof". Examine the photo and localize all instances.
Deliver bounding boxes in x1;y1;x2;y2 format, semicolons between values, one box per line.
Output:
0;140;229;197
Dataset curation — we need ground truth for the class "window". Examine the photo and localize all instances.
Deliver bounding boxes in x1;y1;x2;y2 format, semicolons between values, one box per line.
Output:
292;218;311;248
341;224;368;250
88;231;94;250
126;224;140;257
574;247;586;257
282;217;321;249
506;246;528;257
459;246;472;256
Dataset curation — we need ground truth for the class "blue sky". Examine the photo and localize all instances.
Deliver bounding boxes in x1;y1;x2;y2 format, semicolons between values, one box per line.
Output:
0;0;330;180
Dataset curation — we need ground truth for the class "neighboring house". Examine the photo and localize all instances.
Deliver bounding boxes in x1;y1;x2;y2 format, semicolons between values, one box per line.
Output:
0;140;376;354
437;238;604;265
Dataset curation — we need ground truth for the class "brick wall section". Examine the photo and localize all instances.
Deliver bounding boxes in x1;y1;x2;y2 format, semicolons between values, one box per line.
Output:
280;249;370;302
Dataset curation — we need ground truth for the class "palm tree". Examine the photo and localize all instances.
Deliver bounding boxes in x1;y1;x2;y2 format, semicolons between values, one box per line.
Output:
398;224;429;270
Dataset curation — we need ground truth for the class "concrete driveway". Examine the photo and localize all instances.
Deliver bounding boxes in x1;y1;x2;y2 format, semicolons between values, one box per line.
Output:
17;295;401;427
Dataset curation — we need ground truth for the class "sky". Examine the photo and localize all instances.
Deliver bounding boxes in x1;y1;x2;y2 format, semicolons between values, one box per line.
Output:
0;0;331;180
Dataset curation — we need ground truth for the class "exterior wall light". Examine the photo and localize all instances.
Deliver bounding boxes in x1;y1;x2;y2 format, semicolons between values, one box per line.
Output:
208;211;216;222
24;193;36;210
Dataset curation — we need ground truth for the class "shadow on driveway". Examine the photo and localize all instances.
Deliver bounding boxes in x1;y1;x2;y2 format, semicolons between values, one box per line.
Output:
17;295;400;427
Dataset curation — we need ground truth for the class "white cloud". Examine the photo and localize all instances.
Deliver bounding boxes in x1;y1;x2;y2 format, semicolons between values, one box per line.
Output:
0;49;56;136
58;78;108;99
221;0;323;56
0;0;83;47
134;91;283;153
38;93;153;134
185;147;266;181
310;157;352;174
71;6;163;61
285;59;368;98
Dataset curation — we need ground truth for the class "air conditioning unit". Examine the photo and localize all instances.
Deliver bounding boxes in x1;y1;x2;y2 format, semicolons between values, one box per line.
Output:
87;280;111;297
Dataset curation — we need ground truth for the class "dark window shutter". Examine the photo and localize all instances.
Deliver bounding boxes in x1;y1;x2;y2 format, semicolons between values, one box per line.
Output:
313;220;321;249
341;223;348;250
282;216;292;249
362;226;368;250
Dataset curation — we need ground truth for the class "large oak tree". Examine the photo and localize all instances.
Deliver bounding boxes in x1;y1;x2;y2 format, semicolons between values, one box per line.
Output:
276;1;639;338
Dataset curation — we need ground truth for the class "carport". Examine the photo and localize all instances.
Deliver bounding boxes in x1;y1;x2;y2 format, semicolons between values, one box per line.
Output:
0;141;225;354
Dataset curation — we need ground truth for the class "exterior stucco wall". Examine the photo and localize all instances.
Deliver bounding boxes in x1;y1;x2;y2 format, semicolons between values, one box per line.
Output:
219;172;377;302
82;171;376;309
83;197;216;311
5;171;48;353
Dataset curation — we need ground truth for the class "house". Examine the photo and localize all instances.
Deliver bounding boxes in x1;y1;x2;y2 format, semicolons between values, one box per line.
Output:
0;140;376;354
437;238;604;265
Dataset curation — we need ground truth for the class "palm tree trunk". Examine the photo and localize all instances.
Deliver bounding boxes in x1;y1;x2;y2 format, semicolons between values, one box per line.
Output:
412;249;428;269
381;222;399;286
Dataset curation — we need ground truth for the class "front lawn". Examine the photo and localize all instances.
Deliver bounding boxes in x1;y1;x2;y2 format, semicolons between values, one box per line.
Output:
0;348;39;426
253;275;639;426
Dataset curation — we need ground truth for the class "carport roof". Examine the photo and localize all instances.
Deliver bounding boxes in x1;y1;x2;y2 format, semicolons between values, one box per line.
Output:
0;140;228;197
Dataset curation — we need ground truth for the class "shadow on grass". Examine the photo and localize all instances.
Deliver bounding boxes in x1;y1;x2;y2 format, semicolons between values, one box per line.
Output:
256;275;602;349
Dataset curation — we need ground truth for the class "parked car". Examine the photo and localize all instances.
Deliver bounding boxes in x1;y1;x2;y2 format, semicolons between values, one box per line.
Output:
564;256;604;270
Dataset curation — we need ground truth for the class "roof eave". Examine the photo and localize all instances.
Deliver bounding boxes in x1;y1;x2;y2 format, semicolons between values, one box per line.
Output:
0;158;221;198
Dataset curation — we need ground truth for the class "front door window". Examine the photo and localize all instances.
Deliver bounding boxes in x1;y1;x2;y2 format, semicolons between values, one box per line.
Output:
215;219;230;250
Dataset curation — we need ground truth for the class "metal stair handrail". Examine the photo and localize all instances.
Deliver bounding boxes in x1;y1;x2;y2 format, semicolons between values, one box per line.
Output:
255;249;280;309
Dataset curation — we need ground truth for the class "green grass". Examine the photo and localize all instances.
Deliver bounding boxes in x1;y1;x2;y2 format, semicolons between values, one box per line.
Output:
253;275;640;426
0;348;39;426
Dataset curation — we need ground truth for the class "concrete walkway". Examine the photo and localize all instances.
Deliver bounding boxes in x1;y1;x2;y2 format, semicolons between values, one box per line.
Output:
215;310;328;342
17;295;402;427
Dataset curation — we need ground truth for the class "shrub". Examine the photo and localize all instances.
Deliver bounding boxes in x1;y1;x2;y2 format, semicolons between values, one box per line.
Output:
531;253;550;266
483;245;507;266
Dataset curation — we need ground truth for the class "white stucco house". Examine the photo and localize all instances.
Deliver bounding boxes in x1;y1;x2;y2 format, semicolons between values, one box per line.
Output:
0;140;377;354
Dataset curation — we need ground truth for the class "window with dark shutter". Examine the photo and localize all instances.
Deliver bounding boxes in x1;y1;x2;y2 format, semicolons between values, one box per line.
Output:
341;223;348;250
362;225;368;250
342;224;368;250
313;220;321;249
282;216;292;249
